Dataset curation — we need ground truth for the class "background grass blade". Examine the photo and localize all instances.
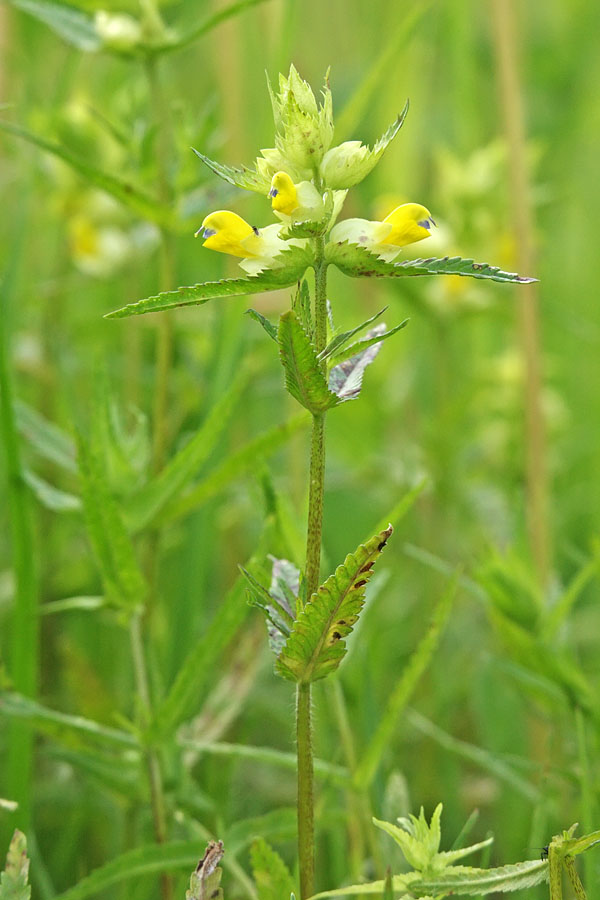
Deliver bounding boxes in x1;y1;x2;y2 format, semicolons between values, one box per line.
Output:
353;574;459;789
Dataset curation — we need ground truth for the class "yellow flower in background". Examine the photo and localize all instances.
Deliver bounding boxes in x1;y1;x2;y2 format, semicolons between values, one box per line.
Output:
329;203;436;262
268;171;325;220
196;210;296;275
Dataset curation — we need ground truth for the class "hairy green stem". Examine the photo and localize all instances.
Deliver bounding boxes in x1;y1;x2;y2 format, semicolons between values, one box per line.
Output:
0;285;39;842
297;237;329;899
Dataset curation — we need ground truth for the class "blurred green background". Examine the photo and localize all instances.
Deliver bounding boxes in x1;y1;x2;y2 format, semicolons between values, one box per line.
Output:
1;0;599;898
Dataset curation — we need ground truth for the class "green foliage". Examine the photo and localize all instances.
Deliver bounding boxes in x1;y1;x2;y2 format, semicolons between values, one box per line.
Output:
0;831;31;900
353;575;458;789
325;241;536;283
328;324;387;401
276;526;393;683
53;842;203;900
105;244;313;318
8;0;100;51
278;310;339;413
192;148;270;195
76;433;145;614
328;319;408;366
250;838;296;900
318;307;388;361
320;103;409;190
0;692;137;748
125;369;247;532
154;569;252;735
161;413;309;524
0;121;176;228
245;308;279;342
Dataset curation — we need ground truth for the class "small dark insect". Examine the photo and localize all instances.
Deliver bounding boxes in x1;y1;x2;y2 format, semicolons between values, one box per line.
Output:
251;225;260;236
541;845;549;861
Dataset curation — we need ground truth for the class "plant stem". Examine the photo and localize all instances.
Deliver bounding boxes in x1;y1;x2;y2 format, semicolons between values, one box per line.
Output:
297;236;329;899
0;282;39;844
129;613;172;900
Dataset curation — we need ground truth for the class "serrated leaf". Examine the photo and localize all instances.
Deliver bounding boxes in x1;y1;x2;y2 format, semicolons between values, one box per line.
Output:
245;308;278;341
328;324;385;401
106;245;313;319
293;280;313;341
186;842;224;900
250;838;295;900
319;307;387;361
241;565;293;656
9;0;100;51
312;859;548;898
0;121;176;229
280;219;328;239
0;830;31;900
330;319;408;366
192;147;269;194
125;370;246;533
278;310;339;413
76;433;145;613
323;104;409;190
412;859;549;894
276;526;393;683
326;241;537;284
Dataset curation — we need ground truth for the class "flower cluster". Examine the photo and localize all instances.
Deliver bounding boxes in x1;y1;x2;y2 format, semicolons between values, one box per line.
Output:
194;66;435;275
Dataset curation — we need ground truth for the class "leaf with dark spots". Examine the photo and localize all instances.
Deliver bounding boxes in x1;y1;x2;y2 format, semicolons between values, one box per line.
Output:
276;526;393;683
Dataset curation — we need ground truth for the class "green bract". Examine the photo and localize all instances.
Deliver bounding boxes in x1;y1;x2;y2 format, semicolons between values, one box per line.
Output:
268;65;334;171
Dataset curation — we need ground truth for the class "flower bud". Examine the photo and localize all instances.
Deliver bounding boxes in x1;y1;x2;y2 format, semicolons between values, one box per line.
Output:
94;11;142;50
320;141;373;190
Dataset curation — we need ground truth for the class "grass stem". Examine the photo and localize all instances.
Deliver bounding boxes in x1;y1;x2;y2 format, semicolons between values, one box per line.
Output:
0;283;39;842
491;0;550;585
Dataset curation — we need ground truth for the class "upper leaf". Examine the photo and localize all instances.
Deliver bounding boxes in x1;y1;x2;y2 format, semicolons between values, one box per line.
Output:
106;244;312;318
278;310;339;414
326;241;537;284
192;148;270;194
328;324;386;401
0;831;31;900
319;103;409;190
276;526;393;683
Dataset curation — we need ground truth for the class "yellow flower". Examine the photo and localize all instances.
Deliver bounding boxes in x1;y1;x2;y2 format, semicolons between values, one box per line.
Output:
196;210;291;275
268;171;325;220
329;203;435;262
